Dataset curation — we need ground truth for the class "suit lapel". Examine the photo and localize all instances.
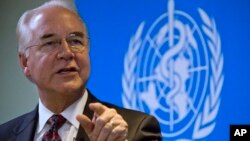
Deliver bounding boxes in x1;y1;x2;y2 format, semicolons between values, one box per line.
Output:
12;107;38;141
75;90;99;141
7;91;100;141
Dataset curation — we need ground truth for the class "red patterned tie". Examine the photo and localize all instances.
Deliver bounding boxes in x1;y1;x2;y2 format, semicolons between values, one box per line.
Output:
42;114;66;141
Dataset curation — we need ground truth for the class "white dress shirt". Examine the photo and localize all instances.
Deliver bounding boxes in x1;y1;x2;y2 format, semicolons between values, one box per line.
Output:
34;90;88;141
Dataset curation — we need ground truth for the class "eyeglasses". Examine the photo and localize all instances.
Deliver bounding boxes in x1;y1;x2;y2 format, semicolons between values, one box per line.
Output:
24;32;89;54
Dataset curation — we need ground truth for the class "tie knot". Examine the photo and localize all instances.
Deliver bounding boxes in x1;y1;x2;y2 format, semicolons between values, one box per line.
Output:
43;115;66;141
47;114;66;130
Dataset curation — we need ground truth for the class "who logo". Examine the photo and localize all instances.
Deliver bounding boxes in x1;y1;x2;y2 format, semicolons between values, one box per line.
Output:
121;0;224;140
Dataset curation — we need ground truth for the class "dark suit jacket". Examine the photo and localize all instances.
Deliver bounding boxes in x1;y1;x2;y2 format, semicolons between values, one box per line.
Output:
0;91;162;141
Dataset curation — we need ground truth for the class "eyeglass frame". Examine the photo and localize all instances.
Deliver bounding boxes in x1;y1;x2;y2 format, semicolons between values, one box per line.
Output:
23;32;90;54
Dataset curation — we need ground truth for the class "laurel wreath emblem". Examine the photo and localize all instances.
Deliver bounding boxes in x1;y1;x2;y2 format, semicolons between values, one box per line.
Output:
121;22;144;110
122;8;224;140
190;8;224;140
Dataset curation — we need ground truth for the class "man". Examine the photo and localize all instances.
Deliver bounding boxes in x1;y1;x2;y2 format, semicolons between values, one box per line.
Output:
0;0;162;141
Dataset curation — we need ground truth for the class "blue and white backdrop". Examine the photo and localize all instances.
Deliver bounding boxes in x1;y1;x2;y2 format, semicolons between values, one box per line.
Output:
75;0;250;140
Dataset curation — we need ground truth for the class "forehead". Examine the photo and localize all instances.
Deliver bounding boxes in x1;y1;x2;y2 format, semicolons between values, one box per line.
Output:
29;7;86;37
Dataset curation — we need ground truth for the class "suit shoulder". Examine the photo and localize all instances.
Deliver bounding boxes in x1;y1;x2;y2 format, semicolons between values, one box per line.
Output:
104;102;148;116
103;102;162;140
0;109;37;136
103;102;160;126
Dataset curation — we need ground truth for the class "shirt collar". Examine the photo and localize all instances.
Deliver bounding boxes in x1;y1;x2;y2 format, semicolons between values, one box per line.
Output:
61;90;88;128
36;89;88;133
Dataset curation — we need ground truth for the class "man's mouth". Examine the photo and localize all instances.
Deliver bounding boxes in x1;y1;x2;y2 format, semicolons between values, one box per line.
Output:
57;67;78;74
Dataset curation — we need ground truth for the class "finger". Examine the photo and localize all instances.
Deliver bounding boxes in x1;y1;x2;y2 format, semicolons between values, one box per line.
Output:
92;109;117;140
108;114;123;126
96;122;113;141
107;125;128;141
89;102;108;116
106;116;128;141
76;114;94;134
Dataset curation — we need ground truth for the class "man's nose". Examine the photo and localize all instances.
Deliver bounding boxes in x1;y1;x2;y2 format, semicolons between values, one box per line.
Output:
57;40;74;60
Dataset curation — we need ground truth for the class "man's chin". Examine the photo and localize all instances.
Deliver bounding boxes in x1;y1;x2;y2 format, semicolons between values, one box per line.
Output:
56;82;84;94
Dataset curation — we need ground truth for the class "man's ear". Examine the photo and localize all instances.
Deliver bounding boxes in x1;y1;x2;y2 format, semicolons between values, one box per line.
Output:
18;53;30;77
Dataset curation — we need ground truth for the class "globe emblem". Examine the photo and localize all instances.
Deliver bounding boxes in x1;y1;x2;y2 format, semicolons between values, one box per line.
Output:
122;0;223;139
134;1;209;137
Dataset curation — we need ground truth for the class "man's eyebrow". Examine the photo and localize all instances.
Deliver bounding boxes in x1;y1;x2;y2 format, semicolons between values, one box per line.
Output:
40;33;56;39
39;32;86;39
69;32;85;37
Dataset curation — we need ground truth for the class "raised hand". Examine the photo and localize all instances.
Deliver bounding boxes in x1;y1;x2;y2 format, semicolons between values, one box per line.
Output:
77;102;128;141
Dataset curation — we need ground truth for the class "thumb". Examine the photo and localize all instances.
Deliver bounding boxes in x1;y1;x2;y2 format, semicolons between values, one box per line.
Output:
76;114;94;134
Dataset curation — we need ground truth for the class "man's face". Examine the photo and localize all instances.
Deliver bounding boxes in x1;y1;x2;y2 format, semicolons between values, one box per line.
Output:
21;7;90;96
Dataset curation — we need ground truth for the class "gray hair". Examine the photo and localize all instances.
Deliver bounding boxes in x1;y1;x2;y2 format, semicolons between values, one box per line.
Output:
16;0;84;56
